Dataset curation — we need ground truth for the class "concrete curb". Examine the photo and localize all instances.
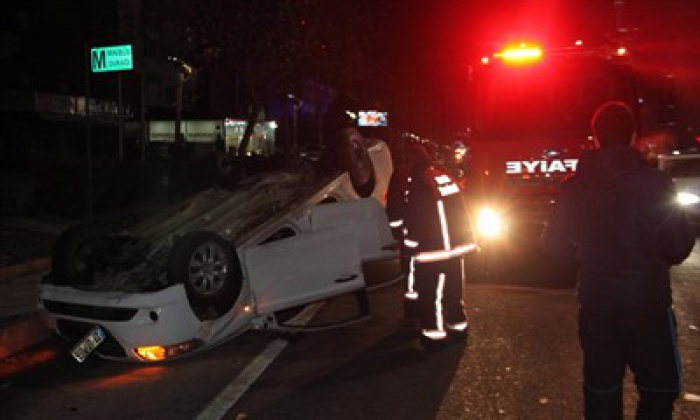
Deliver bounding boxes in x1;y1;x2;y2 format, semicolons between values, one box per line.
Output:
0;257;50;282
0;257;52;360
0;314;52;360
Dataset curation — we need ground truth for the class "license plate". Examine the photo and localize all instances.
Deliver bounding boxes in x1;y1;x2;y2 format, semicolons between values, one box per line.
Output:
71;326;106;363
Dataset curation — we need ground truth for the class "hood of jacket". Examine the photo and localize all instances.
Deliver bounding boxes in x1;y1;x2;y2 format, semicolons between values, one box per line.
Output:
575;145;647;188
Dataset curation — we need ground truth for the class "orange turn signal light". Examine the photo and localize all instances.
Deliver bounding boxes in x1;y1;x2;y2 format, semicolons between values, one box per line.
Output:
135;346;167;362
134;339;203;362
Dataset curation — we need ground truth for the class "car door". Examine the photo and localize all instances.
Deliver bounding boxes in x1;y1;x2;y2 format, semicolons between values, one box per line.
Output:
310;198;396;261
243;223;364;314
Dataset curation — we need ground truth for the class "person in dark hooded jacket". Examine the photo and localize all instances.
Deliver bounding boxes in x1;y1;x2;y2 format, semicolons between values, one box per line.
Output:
385;140;432;308
542;101;695;420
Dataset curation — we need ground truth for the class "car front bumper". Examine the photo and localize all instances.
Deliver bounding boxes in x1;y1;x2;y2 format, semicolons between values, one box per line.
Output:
38;283;252;362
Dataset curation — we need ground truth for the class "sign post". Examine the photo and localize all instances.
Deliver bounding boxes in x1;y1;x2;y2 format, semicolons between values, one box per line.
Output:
84;44;93;216
85;43;134;215
91;44;133;160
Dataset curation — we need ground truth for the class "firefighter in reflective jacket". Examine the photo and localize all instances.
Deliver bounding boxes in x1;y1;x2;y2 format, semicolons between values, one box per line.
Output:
401;148;477;347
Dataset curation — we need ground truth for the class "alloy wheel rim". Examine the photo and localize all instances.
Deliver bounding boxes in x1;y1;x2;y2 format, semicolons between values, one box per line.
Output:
188;243;228;295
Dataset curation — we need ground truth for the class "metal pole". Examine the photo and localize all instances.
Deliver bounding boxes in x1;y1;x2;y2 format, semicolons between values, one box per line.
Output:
85;44;94;216
317;106;323;149
614;0;625;33
118;72;124;160
175;72;183;143
292;102;298;152
140;71;146;162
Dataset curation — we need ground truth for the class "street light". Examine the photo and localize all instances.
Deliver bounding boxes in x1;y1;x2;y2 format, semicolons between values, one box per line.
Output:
168;56;194;144
287;94;304;155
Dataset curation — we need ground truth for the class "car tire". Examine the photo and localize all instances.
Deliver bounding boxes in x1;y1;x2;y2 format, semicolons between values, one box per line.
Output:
336;128;376;198
51;225;109;286
167;231;242;319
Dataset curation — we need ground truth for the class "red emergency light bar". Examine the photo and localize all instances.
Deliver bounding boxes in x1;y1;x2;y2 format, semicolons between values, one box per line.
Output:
494;43;544;66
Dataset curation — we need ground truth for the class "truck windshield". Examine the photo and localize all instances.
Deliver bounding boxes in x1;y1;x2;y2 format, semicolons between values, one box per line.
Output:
661;156;700;178
471;57;636;141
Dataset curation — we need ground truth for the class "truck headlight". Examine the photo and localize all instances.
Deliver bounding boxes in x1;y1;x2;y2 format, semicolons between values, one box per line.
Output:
476;207;504;239
677;192;699;206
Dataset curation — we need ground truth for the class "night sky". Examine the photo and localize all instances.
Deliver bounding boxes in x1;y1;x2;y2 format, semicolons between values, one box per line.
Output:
2;0;699;138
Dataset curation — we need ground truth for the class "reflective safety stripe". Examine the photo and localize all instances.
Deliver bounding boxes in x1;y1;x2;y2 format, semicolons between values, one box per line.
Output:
438;183;460;197
435;175;460;197
421;329;448;340
404;239;419;248
447;321;468;331
435;273;446;333
437;200;451;250
406;257;416;298
415;243;478;262
389;219;404;228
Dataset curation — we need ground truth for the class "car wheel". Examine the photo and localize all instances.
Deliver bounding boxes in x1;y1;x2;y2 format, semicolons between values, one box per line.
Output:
167;231;242;319
51;225;109;286
336;128;376;198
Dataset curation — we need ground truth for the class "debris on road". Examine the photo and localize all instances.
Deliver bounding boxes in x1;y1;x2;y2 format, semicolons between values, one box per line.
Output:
684;393;700;402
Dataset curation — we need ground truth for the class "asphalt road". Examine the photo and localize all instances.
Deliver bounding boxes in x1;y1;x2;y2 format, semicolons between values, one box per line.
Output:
1;246;699;420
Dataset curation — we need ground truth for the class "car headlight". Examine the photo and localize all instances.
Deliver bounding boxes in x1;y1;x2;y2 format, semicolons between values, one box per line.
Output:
677;192;700;206
476;207;505;239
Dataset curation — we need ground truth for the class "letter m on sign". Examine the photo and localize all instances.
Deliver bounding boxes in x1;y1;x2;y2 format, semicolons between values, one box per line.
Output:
91;49;106;72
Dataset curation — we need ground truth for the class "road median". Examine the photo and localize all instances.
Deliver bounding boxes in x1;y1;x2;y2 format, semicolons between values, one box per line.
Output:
0;258;52;360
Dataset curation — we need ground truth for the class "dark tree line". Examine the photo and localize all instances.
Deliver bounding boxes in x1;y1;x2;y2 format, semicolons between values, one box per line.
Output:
141;0;389;157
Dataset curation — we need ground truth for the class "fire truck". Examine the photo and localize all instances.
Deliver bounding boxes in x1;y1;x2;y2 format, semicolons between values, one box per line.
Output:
461;39;684;281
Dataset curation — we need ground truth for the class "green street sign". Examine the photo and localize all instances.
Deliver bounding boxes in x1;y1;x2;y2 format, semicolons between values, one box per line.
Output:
91;44;133;73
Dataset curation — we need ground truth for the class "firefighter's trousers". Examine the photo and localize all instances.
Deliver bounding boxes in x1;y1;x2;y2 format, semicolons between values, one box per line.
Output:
579;304;681;420
413;257;466;337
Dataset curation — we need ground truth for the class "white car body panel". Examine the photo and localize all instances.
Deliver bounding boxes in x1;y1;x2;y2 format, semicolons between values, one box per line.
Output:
245;224;363;315
39;284;210;358
363;139;393;207
310;198;395;261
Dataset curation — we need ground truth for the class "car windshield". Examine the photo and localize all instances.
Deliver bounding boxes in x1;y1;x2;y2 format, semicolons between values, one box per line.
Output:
471;57;636;141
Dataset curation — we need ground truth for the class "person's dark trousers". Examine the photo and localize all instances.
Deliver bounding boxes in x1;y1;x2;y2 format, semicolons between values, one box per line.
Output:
578;303;681;420
414;257;466;332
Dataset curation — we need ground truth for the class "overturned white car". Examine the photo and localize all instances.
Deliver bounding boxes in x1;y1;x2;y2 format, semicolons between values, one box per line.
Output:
37;131;396;362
